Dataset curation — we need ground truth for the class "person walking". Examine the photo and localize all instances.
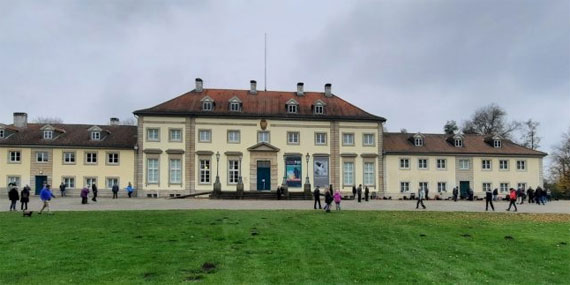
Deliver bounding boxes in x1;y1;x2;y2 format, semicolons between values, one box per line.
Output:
112;183;119;199
535;186;545;205
518;187;526;205
468;188;474;201
91;183;98;202
452;187;458;202
59;182;66;197
506;188;518;212
416;187;426;209
126;182;134;198
333;190;342;211
329;184;334;197
38;184;55;214
492;188;499;201
364;186;370;202
352;185;356;200
80;186;89;204
546;188;552;202
276;186;282;200
313;186;322;209
20;185;30;211
527;187;535;203
425;187;430;201
357;184;362;203
485;187;495;211
324;190;333;213
8;185;19;211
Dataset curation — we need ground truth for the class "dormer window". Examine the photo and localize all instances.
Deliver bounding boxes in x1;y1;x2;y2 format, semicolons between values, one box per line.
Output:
0;129;4;138
286;99;299;114
202;101;213;111
494;139;501;148
414;137;423;146
43;130;53;140
313;100;326;115
91;131;101;141
454;138;463;147
228;96;242;112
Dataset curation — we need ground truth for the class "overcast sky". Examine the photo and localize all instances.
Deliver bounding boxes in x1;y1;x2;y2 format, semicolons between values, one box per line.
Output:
1;0;568;159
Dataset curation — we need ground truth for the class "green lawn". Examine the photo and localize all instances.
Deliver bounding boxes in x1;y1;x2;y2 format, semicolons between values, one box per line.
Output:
0;210;569;284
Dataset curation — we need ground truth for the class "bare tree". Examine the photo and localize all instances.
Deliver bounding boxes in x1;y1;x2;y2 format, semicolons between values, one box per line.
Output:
443;120;458;135
520;119;541;150
32;117;63;124
549;128;570;198
461;104;520;139
121;117;137;126
400;128;408;134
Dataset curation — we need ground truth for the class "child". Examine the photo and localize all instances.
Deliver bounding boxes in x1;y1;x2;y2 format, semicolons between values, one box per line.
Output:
333;190;342;211
324;191;333;213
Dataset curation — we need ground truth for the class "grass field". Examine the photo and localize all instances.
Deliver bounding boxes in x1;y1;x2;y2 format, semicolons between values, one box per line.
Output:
0;210;569;284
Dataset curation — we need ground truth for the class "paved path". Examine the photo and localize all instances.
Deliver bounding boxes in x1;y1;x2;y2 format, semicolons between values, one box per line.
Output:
1;197;568;214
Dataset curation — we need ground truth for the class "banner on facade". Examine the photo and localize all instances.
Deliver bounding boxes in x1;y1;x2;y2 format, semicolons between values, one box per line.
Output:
313;156;329;188
286;156;302;187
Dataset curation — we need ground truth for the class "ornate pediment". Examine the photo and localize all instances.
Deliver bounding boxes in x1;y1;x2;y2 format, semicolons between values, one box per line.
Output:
247;142;280;152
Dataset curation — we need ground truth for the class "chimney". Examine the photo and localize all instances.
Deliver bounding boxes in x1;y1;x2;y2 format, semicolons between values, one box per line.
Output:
13;112;28;128
110;117;120;125
296;82;304;96
324;83;332;97
249;80;257;94
195;78;203;92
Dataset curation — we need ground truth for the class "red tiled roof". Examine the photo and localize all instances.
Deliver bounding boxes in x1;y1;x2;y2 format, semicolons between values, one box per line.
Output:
383;133;547;156
0;124;137;149
134;89;385;122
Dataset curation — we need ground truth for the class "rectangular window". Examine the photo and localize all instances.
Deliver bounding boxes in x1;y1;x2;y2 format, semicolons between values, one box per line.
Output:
499;160;509;170
363;162;375;186
36;151;49;163
258;131;270;143
169;129;182;142
85;177;97;188
169;159;182;184
517;183;527;190
342;133;354;145
147;158;159;184
482;183;492;192
230;102;241;112
199;159;211;184
43;131;53;140
482;159;491;170
227;130;240;144
343;162;354;186
314;105;324;114
287;104;298;113
147;128;160;141
363;134;375;146
400;158;410;169
436;159;446;169
516;160;526;170
106;178;119;189
9;151;21;163
91;131;100;141
198;130;211;143
400;182;410;193
437;182;447;193
63;177;75;188
228;160;240;184
419;182;428;192
107;153;119;164
500;183;509;193
287;132;300;144
86;152;97;164
7;176;20;187
459;159;470;170
315;132;327;145
418;159;428;169
63;152;75;164
202;101;213;111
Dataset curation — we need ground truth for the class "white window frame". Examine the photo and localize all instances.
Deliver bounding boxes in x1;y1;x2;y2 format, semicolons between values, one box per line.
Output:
363;133;375;146
147;158;159;184
202;101;213;111
517;183;527;190
363;162;375;186
86;152;98;164
63;177;75;188
0;129;4;138
400;158;410;169
418;158;428;169
459;159;470;170
436;159;446;170
43;130;53;140
147;128;160;142
414;137;423;146
199;130;211;143
91;131;101;141
9;151;21;163
7;176;20;187
437;182;447;193
454;139;463;147
36;151;49;163
287;104;298;113
481;159;492;170
107;152;119;165
227;130;240;144
314;104;324;114
419;182;428;192
229;102;241;112
482;183;492;192
315;132;327;145
169;159;182;184
287;132;300;145
106;177;119;189
63;152;75;164
494;140;501;148
499;160;509;170
199;159;211;184
516;160;527;171
228;159;240;184
85;177;97;188
400;182;410;193
343;162;354;186
169;129;182;142
500;183;509;193
342;133;355;146
258;131;270;143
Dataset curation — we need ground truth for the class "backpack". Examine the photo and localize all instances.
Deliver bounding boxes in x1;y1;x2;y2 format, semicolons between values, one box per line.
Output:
509;191;517;201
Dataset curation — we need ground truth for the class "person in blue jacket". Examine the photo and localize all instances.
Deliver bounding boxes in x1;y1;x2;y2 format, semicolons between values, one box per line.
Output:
39;184;56;214
126;182;134;198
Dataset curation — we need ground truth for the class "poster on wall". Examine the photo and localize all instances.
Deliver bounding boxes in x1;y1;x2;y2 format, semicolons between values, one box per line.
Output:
286;156;302;187
313;157;329;188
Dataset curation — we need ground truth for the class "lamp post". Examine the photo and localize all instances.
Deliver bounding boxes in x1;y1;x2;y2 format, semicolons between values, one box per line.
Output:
236;154;244;197
304;152;311;197
213;151;221;196
281;154;289;198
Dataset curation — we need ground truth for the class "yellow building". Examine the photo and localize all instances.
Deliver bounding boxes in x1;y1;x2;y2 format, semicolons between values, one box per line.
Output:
383;132;547;199
0;113;137;196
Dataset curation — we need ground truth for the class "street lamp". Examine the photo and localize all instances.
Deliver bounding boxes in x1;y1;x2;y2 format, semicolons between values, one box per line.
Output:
214;151;221;195
305;153;310;185
304;152;311;197
281;154;289;198
236;154;244;196
238;154;243;184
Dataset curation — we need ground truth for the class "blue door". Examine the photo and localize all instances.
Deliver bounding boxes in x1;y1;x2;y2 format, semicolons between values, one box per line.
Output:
35;176;47;195
257;161;271;191
459;181;470;199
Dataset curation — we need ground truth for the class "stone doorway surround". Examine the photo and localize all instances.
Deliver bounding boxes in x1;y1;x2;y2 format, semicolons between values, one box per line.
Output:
247;142;279;191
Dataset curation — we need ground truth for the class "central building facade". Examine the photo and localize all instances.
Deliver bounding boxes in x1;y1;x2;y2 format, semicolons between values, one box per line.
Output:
133;79;386;197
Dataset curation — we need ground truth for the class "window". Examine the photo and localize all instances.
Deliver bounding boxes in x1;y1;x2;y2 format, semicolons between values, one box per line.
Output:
106;178;119;189
419;182;428;192
36;152;48;162
418;159;428;169
169;159;182;184
500;183;509;193
229;102;241;112
169;129;182;142
499;160;509;170
436;159;446;169
227;130;240;143
454;139;463;147
516;160;526;170
258;131;270;143
147;128;159;141
287;104;298;113
342;133;354;145
343;162;354;186
414;137;423;146
437;182;447;193
228;160;240;184
482;183;492;192
315;133;327;145
517;183;527;190
0;129;4;138
43;130;53;140
287;132;300;144
202;101;213;111
363;134;375;146
63;152;75;164
400;182;410;192
493;140;501;148
482;159;491;170
459;159;470;170
63;177;75;188
86;152;97;164
199;159;210;184
85;177;97;188
8;176;20;187
91;131;101;141
147;158;159;184
400;158;410;169
363;162;375;186
9;151;21;163
199;130;211;143
314;104;324;114
107;153;119;165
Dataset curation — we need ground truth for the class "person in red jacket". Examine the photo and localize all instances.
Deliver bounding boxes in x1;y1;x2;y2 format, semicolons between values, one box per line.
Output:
506;188;518;212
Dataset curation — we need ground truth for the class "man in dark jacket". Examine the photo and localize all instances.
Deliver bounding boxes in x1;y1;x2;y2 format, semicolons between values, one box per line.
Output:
352;185;356;200
535;186;545;205
452;187;458;202
485;188;495;211
91;183;98;202
364;186;369;202
527;187;535;203
313;187;321;209
357;184;362;203
20;185;30;210
276;186;282;200
112;183;119;199
324;191;333;213
59;182;66;197
8;185;19;211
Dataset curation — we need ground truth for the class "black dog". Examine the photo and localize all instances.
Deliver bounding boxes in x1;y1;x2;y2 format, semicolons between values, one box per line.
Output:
22;211;33;217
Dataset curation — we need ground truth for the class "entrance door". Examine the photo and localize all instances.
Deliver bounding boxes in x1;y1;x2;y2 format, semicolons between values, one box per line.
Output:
257;161;271;191
35;176;47;195
459;181;470;199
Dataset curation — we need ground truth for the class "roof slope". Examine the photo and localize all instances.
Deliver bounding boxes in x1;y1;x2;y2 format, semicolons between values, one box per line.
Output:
134;89;385;122
0;124;137;149
384;133;547;156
